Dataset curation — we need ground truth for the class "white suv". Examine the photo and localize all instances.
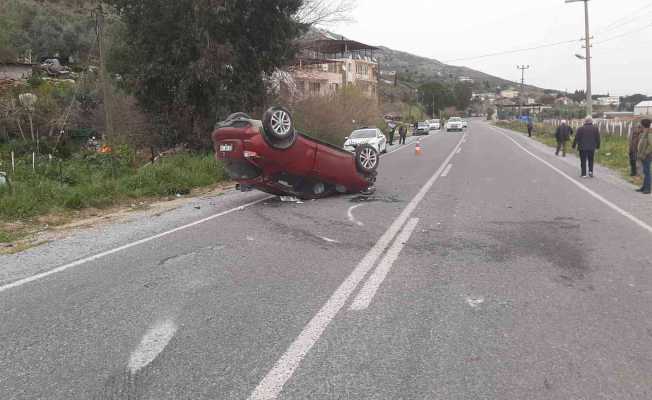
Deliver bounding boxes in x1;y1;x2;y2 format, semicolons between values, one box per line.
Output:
446;117;465;132
343;128;388;154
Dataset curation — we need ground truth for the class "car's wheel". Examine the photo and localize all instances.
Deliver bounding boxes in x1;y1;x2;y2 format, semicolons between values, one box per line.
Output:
262;106;296;150
355;144;379;174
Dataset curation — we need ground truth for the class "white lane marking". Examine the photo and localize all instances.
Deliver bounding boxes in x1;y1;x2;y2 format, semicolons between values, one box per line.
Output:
491;126;652;236
0;196;273;294
247;133;467;400
349;218;420;311
320;236;339;244
128;319;177;373
465;296;485;308
456;147;462;154
441;163;453;177
347;204;365;227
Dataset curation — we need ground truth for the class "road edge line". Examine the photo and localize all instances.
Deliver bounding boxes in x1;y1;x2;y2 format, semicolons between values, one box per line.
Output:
491;126;652;236
0;195;273;294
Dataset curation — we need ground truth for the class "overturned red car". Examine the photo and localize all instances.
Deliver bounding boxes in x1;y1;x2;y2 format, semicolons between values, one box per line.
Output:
211;107;378;199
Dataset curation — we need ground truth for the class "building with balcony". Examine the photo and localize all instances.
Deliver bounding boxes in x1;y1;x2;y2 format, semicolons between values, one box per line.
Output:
286;38;380;100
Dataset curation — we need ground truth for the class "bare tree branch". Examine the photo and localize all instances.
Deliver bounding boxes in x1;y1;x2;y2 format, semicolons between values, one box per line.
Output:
295;0;356;26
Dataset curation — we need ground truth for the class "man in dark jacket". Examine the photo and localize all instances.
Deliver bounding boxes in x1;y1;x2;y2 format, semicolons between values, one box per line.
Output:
555;120;573;157
573;116;601;178
527;119;534;137
629;122;644;176
399;124;407;145
636;119;652;194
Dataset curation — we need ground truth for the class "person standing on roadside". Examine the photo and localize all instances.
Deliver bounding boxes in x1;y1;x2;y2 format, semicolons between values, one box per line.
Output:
399;124;407;145
573;116;601;178
636;118;652;194
527;118;534;137
555;120;573;157
387;121;396;146
629;121;644;177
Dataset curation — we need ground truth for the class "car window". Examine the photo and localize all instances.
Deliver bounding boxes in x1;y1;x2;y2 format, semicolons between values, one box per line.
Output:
350;129;377;139
449;117;461;122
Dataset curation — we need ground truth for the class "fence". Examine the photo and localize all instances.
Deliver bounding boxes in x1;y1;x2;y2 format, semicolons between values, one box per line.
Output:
545;118;637;138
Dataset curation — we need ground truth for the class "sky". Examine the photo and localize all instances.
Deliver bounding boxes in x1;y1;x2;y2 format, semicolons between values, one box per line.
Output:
330;0;652;96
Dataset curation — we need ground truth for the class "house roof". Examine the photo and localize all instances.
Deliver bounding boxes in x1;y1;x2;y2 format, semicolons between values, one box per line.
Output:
302;39;379;54
635;101;652;107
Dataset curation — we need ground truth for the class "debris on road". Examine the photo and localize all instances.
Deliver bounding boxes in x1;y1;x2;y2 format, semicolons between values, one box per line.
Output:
280;196;304;204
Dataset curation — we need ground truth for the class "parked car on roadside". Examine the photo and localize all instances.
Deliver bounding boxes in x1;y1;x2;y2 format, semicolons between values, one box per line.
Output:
429;119;441;130
415;122;431;136
343;128;388;154
211;107;378;199
446;117;465;132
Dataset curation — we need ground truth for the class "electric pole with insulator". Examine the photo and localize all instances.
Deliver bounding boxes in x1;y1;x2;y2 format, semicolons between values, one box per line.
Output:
566;0;593;117
517;65;530;118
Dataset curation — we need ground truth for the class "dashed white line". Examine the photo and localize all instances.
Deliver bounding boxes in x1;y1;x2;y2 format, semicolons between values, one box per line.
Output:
349;218;420;311
347;204;365;226
441;163;453;177
319;236;340;244
491;126;652;236
456;147;462;154
0;196;273;294
128;319;177;374
247;133;467;400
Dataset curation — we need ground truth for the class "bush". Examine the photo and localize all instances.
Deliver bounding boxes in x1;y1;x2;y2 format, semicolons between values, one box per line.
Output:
292;86;386;147
0;151;226;220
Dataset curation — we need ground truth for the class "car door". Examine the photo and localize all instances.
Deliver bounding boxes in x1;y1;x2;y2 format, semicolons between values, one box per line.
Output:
377;129;386;151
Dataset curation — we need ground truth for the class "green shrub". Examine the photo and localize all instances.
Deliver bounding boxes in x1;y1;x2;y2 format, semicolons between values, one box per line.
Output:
0;151;225;220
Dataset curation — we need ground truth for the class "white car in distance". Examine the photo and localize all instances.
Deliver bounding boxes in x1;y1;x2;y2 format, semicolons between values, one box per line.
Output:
343;128;388;154
429;119;441;130
446;117;465;132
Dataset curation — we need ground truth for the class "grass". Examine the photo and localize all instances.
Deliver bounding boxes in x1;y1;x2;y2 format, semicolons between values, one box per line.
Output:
0;151;227;233
495;120;638;183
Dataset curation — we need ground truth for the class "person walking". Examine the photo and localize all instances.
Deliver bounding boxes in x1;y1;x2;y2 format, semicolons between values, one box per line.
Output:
629;121;644;177
572;116;601;178
527;118;534;137
398;124;407;145
636;118;652;194
555;120;573;156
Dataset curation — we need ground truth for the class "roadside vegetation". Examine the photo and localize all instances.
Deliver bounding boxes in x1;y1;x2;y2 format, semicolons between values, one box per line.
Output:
495;120;636;183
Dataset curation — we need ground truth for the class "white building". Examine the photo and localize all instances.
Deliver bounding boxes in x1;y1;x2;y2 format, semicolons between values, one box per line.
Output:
500;90;519;99
596;95;620;107
634;100;652;116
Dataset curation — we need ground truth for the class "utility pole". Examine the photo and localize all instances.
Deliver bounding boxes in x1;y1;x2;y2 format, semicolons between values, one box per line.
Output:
517;65;530;118
96;3;113;139
566;0;593;117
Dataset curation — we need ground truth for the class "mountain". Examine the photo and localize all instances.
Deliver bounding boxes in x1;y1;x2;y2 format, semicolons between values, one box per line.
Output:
307;28;543;94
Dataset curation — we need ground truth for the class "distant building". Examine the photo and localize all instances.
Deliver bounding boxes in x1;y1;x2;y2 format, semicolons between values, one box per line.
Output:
555;96;573;105
500;89;519;99
596;95;620;107
458;76;474;83
0;62;33;80
634;100;652;116
286;37;379;100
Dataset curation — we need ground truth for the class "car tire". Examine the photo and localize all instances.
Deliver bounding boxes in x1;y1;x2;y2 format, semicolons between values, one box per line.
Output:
355;144;379;175
262;106;296;150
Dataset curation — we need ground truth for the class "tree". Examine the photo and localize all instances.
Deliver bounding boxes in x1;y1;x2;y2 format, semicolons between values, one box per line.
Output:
106;0;306;145
418;82;455;117
453;82;473;111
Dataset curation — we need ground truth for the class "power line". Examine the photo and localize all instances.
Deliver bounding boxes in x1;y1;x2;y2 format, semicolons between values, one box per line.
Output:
443;39;579;63
596;2;652;34
595;21;652;44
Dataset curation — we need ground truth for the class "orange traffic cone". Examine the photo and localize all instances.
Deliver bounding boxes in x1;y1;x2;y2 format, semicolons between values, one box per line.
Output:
415;141;422;156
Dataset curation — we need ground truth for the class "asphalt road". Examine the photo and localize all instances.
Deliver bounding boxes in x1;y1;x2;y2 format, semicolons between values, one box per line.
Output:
2;121;652;399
